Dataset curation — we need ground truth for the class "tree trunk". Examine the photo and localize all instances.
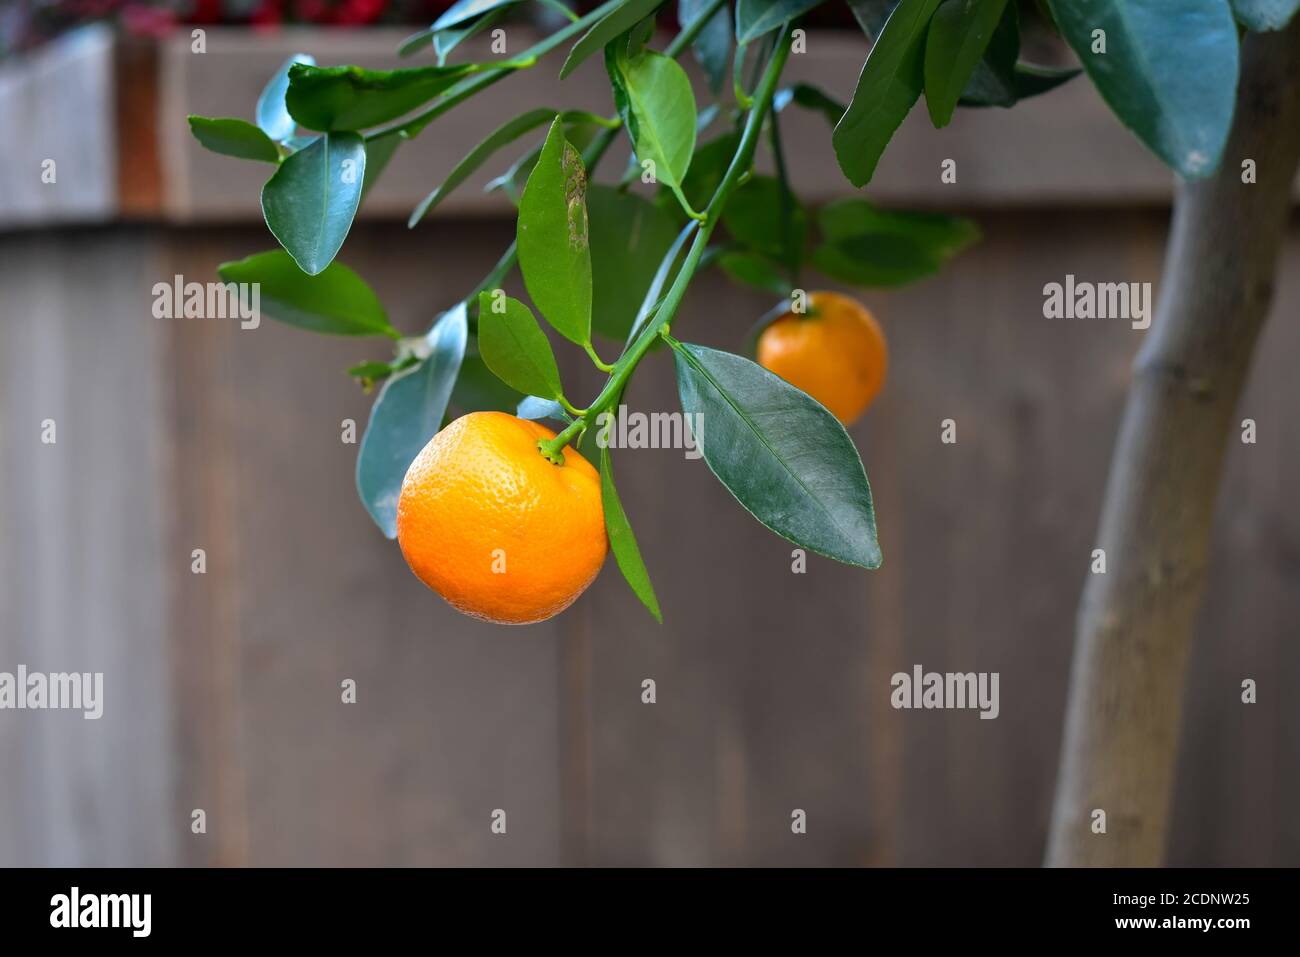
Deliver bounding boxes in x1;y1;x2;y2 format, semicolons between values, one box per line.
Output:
1046;18;1300;867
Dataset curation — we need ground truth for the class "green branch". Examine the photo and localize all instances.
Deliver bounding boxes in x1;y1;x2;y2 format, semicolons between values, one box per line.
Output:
540;23;797;460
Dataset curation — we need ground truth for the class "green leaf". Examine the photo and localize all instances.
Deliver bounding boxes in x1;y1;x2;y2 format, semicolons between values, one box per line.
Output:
848;0;901;37
398;27;438;57
811;198;978;286
735;0;827;43
718;250;792;295
475;292;565;400
433;0;523;30
588;185;680;341
1230;0;1300;31
560;0;666;78
362;131;402;201
1047;0;1238;178
434;7;509;64
608;47;698;195
923;0;1008;127
517;395;570;421
721;174;808;271
833;0;943;187
261;132;366;276
517;118;592;344
257;53;314;142
452;352;525;412
600;447;663;623
286;62;497;131
356;306;468;538
187;116;281;163
774;83;847;126
680;0;732;92
217;250;399;337
957;3;1077;107
410;108;556;227
671;341;881;568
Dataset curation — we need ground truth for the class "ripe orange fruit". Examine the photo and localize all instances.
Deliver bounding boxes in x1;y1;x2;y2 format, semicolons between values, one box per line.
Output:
396;411;607;625
756;290;888;426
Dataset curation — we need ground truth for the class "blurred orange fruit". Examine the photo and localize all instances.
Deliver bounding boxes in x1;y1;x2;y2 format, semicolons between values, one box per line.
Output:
397;411;607;625
756;290;888;425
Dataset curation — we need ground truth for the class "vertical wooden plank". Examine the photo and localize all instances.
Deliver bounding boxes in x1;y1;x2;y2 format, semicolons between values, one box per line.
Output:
0;230;175;866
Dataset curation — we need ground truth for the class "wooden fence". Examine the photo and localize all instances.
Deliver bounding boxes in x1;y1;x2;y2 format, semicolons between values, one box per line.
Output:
0;26;1296;866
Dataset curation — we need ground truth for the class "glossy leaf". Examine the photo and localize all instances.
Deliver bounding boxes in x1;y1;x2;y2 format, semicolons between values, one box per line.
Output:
680;0;732;92
735;0;827;43
356;306;468;538
560;0;665;78
672;341;881;568
261;132;366;275
847;0;900;36
218;250;398;337
187;116;281;163
608;47;697;195
433;0;523;30
1230;0;1300;30
600;447;663;623
923;0;1008;127
257;53;315;142
517;395;570;421
475;292;565;400
1047;0;1238;178
286;61;498;131
410;109;556;226
833;0;943;187
588;186;680;340
517;118;592;344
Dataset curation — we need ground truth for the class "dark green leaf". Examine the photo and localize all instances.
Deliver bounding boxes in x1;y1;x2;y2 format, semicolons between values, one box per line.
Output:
720;174;808;267
1047;0;1238;178
680;0;732;92
261;132;366;275
735;0;827;43
811;198;977;286
923;0;1008;127
452;352;525;412
774;83;847;126
600;446;663;622
833;0;944;187
517;118;592;344
608;47;698;198
257;53;314;142
362;131;402;201
671;341;881;568
957;2;1077;107
847;0;901;37
218;250;398;337
718;250;791;295
560;0;666;78
588;185;680;341
356;306;468;538
1230;0;1300;31
475;292;565;399
187;116;281;163
286;61;499;131
410;108;556;227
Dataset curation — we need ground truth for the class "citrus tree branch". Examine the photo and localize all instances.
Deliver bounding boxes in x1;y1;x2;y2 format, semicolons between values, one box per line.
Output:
1046;15;1300;866
541;23;796;458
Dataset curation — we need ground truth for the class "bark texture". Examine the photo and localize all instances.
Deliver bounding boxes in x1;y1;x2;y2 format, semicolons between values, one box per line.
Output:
1046;18;1300;867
